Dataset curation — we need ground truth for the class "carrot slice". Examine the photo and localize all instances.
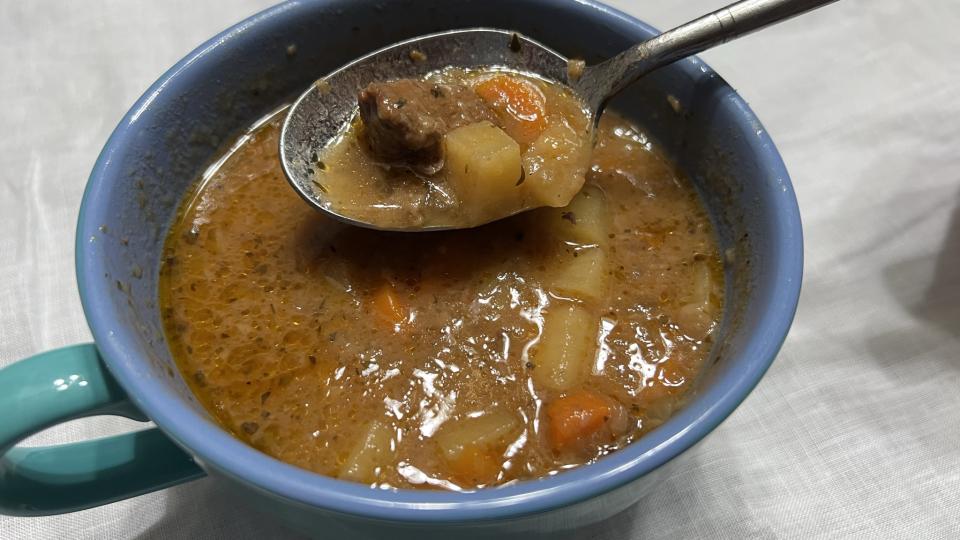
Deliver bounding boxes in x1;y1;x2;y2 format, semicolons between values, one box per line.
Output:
371;283;407;327
545;390;612;452
474;75;547;144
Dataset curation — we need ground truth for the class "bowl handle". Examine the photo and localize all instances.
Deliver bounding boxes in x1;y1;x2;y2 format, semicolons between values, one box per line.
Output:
0;344;206;516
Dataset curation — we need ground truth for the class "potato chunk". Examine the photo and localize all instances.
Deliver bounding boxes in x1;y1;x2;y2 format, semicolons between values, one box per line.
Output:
549;247;607;303
533;303;596;390
522;117;591;208
435;409;521;460
547;184;609;246
340;420;392;483
434;409;520;484
444;121;522;220
675;261;720;340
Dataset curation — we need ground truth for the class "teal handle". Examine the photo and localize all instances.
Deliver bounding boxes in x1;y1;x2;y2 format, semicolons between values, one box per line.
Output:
0;344;206;516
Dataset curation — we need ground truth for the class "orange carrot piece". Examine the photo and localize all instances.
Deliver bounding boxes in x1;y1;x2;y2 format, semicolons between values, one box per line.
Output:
371;283;407;327
474;75;547;144
545;390;612;452
447;443;502;485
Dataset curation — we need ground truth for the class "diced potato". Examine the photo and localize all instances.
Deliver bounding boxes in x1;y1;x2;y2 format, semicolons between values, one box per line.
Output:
548;247;607;303
675;303;714;340
682;261;713;307
435;409;521;460
444;122;522;219
547;184;609;246
533;303;596;390
674;262;719;340
522;118;591;208
340;420;392;483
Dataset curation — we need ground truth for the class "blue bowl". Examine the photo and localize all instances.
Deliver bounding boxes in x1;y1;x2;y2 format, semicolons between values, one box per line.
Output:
0;0;801;537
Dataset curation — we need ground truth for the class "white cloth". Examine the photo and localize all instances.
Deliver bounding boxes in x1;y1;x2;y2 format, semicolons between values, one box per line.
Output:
2;0;958;538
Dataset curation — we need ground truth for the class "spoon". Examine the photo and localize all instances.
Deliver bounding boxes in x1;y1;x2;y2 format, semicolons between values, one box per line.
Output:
280;0;838;232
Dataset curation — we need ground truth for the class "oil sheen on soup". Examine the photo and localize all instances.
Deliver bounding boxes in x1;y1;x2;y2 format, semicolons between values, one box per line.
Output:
160;106;724;490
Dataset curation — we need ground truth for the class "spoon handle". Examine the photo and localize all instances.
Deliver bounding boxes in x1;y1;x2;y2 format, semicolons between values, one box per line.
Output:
576;0;840;110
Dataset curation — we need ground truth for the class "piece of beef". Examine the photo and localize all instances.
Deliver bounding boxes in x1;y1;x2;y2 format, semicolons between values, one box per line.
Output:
358;79;495;174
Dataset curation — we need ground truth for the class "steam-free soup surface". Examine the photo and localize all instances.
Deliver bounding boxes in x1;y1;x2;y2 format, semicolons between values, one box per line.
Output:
160;108;723;490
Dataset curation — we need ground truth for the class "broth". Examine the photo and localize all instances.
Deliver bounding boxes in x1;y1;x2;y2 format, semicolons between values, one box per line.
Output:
160;107;723;490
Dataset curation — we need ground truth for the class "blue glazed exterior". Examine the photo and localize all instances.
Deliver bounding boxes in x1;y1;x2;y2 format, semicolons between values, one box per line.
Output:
65;0;802;537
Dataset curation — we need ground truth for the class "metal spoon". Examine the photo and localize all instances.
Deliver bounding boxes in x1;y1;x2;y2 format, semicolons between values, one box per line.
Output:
280;0;838;232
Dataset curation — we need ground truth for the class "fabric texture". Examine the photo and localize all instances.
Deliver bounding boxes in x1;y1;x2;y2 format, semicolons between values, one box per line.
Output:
1;0;958;538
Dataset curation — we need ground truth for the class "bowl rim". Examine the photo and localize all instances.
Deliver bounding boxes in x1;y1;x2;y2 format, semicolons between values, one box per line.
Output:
76;0;803;523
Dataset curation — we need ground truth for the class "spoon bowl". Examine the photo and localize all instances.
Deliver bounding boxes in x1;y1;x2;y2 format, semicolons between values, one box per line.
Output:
279;28;571;232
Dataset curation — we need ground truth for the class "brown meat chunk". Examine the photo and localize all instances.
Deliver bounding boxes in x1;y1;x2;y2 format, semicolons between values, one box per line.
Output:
358;79;495;173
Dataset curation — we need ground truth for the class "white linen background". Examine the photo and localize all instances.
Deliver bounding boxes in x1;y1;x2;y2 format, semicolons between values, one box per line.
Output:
1;0;958;538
